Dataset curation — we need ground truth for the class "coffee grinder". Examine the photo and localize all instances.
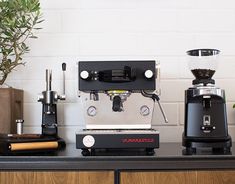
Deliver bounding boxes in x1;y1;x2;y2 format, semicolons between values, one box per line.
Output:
183;49;232;154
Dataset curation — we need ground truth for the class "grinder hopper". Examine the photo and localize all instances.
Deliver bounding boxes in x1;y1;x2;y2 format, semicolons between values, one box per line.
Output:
187;49;220;85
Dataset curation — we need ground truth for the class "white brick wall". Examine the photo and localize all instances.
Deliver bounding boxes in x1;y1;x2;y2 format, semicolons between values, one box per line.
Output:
5;0;235;143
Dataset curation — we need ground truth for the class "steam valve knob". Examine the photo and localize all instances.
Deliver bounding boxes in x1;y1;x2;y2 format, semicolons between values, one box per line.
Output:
80;70;90;80
144;70;154;79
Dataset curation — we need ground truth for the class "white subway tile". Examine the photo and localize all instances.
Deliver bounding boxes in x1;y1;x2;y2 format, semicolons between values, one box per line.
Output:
23;126;41;134
24;103;42;126
179;103;185;125
228;126;235;142
153;125;184;142
22;57;77;80
160;79;191;102
79;0;195;10
78;33;140;56
119;10;179;33
26;33;80;56
195;34;235;56
179;10;235;33
214;57;235;79
62;10;122;33
39;11;62;33
216;79;235;102
62;103;84;126
22;80;44;103
40;0;81;10
5;65;25;81
227;103;235;125
3;80;23;89
58;126;84;143
179;56;194;79
159;56;181;79
193;0;235;10
138;33;196;56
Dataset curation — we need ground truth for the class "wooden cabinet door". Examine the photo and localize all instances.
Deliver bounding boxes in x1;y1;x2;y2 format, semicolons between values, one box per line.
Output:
120;171;197;184
0;171;114;184
197;171;235;184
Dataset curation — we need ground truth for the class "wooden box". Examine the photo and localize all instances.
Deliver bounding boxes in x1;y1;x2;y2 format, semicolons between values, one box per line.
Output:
0;88;23;134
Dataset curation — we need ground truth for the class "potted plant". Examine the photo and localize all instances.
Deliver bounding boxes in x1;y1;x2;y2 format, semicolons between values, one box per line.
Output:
0;0;43;133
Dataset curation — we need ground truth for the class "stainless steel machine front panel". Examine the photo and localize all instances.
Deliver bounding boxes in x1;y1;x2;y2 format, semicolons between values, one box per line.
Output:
79;92;154;129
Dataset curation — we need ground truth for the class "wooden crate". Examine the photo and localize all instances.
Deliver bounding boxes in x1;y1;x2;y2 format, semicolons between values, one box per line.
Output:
0;88;23;134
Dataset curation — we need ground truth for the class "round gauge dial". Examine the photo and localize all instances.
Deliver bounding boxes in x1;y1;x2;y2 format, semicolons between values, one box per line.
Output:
87;106;97;116
140;105;150;116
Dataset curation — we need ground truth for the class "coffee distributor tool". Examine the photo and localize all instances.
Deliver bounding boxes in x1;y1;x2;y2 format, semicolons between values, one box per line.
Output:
76;60;168;156
182;49;232;154
0;63;66;155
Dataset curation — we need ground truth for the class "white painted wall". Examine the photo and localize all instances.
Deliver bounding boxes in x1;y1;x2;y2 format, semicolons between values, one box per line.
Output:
5;0;235;143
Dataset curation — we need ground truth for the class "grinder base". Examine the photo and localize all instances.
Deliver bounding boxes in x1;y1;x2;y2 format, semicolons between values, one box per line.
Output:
182;134;232;155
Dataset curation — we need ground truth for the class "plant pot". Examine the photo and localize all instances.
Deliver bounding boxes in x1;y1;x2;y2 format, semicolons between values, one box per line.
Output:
0;88;23;134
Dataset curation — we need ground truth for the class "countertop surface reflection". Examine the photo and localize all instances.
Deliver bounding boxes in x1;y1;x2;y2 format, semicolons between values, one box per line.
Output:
0;143;235;170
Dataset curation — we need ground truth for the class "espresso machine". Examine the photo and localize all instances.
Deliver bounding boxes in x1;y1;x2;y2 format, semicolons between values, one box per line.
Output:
76;60;168;156
183;49;232;154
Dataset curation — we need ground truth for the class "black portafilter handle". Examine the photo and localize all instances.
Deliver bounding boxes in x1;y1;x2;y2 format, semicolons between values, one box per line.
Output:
112;96;122;112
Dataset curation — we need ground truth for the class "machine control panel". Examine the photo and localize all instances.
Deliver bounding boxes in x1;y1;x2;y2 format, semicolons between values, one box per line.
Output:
78;61;156;91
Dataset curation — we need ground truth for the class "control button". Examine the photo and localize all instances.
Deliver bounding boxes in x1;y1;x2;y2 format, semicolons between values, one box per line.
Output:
83;135;95;147
80;70;90;80
144;70;154;79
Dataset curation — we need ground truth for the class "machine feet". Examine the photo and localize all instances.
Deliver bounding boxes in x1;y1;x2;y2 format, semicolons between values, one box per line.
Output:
183;147;196;155
146;148;155;155
81;149;91;156
183;147;231;155
81;148;156;156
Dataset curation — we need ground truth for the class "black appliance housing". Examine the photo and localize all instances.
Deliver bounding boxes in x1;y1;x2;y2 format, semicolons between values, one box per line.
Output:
183;49;232;154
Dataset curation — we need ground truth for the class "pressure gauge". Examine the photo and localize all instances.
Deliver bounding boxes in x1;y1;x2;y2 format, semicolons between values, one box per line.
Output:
140;105;150;116
87;106;97;116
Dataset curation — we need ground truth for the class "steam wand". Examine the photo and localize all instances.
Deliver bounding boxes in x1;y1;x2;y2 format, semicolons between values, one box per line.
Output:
141;90;168;123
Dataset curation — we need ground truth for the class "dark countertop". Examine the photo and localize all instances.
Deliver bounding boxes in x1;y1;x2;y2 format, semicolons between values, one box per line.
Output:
1;143;235;171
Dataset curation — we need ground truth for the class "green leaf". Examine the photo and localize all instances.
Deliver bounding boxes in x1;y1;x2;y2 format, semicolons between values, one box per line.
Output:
0;0;42;85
